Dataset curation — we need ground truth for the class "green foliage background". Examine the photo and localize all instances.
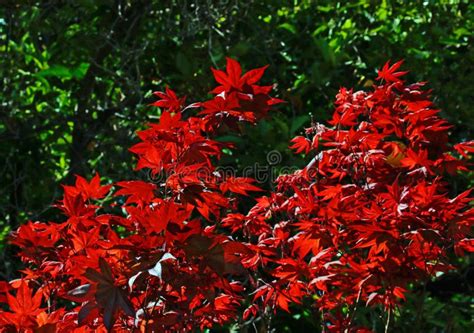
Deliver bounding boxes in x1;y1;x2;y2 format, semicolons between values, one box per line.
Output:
0;1;472;332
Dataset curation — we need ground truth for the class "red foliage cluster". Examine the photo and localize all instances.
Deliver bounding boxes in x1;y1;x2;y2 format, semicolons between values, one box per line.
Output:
243;60;474;330
0;59;473;332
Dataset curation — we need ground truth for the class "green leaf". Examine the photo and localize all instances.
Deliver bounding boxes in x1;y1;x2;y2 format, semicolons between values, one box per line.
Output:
36;65;73;79
71;62;90;79
278;23;297;34
36;63;89;80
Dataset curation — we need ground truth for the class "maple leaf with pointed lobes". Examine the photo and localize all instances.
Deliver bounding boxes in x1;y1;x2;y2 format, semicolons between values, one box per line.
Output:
151;87;186;113
211;57;269;94
219;177;262;196
59;190;97;218
376;60;408;83
115;180;156;206
0;280;43;330
84;258;135;331
290;136;311;154
200;93;248;118
145;200;187;234
11;221;60;249
148;109;185;131
63;173;112;201
400;148;432;171
454;140;474;158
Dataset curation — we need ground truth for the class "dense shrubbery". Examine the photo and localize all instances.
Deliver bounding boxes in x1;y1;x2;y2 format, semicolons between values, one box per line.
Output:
0;60;472;332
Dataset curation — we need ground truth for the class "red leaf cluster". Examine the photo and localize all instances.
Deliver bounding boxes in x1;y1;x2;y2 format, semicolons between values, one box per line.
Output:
1;59;472;332
244;62;474;330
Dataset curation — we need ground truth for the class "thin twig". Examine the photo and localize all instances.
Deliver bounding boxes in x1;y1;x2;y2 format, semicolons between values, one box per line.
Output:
384;307;391;333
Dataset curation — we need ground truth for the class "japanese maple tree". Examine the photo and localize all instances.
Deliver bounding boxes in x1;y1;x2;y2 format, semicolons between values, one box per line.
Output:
0;59;472;332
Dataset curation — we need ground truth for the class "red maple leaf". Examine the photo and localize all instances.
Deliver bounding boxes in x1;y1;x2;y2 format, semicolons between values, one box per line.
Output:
376;60;408;83
151;87;186;113
63;173;112;201
84;258;135;331
115;180;157;206
290;136;311;154
0;280;43;330
211;57;268;94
